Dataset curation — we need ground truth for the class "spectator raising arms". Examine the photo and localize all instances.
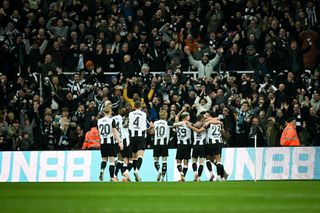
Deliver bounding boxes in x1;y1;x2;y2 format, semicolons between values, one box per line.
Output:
0;0;320;152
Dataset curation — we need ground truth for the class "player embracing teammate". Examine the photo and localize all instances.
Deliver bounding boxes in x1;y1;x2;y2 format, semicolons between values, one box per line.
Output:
97;101;228;182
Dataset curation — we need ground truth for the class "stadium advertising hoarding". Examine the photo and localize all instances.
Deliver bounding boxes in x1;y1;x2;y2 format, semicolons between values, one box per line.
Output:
0;147;319;182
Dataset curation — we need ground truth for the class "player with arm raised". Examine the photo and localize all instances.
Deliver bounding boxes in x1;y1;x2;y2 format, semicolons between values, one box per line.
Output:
204;110;227;181
153;110;171;181
173;112;192;182
98;106;123;182
129;101;150;182
186;112;207;182
113;107;132;182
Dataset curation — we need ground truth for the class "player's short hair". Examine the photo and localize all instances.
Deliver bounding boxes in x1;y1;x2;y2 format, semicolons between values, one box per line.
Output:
206;110;216;117
104;105;112;115
134;101;142;109
159;110;168;120
181;112;189;120
118;107;126;116
196;113;204;121
104;100;112;107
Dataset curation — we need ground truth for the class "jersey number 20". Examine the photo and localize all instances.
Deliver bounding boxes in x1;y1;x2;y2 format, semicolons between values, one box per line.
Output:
99;124;111;136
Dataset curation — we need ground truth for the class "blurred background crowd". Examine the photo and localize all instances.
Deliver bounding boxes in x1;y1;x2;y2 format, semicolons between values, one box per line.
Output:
0;0;319;151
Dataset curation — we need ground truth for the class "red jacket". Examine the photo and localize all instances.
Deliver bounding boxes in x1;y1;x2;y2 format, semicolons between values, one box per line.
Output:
82;127;100;150
280;123;300;146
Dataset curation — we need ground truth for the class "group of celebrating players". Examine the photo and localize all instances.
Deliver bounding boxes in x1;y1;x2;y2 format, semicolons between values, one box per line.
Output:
98;100;228;182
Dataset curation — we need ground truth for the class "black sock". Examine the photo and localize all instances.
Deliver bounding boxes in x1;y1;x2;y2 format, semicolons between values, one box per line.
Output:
121;164;127;175
100;161;107;172
206;161;212;172
198;165;204;177
177;164;182;173
109;164;115;178
183;166;188;176
115;161;123;176
216;163;222;176
133;160;137;171
221;164;225;176
128;162;133;172
162;162;167;177
192;162;197;172
154;161;160;171
137;157;143;170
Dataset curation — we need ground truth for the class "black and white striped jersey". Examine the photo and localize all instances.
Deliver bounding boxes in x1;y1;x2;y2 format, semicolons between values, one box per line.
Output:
67;79;86;98
193;130;206;145
206;123;222;144
128;109;147;137
112;115;130;145
97;116;116;144
154;119;170;146
176;123;192;145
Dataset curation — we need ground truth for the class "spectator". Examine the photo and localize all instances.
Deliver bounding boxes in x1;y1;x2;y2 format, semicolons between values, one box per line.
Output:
46;17;77;39
0;0;319;151
310;91;320;112
299;121;313;146
299;28;318;69
120;54;136;78
150;36;167;72
33;102;56;150
228;99;260;147
265;117;281;147
280;117;301;146
247;116;266;147
194;86;212;116
82;120;100;150
184;46;221;78
224;43;245;71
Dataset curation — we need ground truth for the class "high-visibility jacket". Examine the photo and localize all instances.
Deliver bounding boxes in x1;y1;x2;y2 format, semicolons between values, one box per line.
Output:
280;123;300;146
82;127;100;150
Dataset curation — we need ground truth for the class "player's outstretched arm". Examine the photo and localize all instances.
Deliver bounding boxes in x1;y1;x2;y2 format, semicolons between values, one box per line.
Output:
186;122;206;133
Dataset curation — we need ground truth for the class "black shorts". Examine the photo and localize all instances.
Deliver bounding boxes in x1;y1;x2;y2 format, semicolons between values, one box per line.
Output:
176;144;191;160
192;145;206;158
130;136;146;153
153;145;169;157
101;143;118;157
205;143;222;156
120;139;132;159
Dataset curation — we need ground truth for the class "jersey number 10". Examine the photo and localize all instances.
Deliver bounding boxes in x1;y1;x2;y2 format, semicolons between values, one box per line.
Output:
155;126;165;137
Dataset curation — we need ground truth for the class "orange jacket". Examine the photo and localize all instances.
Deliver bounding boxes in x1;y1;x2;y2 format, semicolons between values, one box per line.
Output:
82;127;101;150
280;123;300;146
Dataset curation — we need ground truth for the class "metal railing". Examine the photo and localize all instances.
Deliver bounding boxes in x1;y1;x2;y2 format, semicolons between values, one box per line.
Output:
38;70;256;96
62;70;255;79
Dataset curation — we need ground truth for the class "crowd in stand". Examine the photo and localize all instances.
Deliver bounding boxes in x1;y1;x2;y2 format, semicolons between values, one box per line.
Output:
0;0;320;151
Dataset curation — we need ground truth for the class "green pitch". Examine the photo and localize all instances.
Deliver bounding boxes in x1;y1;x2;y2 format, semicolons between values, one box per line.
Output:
1;181;319;213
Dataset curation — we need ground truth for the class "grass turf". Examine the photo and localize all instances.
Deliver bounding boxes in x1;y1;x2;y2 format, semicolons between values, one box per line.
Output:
1;181;319;213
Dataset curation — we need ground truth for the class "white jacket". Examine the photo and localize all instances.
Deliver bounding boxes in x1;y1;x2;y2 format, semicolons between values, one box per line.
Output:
194;95;212;116
188;54;220;78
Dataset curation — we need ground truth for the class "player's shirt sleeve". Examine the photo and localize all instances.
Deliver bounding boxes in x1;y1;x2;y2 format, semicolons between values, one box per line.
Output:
112;119;116;128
